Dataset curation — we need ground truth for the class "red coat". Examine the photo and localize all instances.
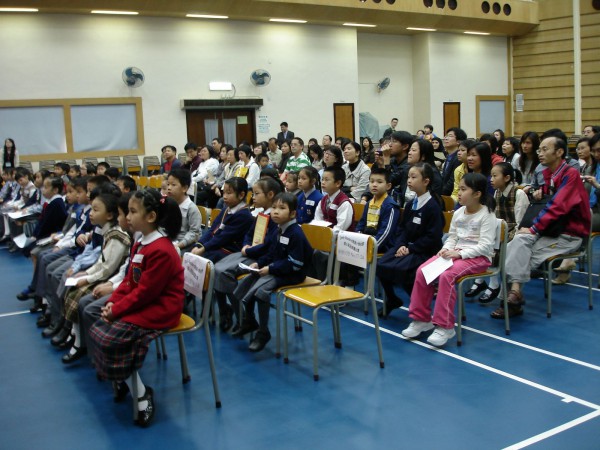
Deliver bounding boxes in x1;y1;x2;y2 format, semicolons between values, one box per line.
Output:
110;236;184;330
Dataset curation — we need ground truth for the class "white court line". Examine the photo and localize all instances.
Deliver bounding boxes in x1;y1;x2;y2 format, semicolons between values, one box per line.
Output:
564;281;600;292
503;409;600;449
335;310;600;411
0;310;30;318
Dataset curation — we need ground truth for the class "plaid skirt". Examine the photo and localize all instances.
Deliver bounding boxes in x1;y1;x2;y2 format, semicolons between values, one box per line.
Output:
89;319;161;381
63;284;96;324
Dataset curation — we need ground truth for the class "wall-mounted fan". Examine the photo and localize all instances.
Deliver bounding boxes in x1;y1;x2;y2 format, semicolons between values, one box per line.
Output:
250;69;271;87
376;77;390;92
122;67;145;88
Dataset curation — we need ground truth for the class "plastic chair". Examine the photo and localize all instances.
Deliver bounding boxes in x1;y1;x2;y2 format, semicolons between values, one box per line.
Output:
143;156;161;175
39;160;56;172
82;157;98;166
131;257;221;419
589;232;600;289
441;195;455;212
136;176;149;188
60;159;77;166
106;156;123;171
149;175;163;189
352;202;365;223
18;161;33;172
209;208;221;227
456;219;509;346
123;155;142;175
443;211;453;233
197;205;209;228
282;232;384;380
541;213;593;317
273;223;336;358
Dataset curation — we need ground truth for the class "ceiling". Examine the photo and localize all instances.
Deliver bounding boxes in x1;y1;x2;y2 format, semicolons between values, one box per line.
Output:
0;0;539;36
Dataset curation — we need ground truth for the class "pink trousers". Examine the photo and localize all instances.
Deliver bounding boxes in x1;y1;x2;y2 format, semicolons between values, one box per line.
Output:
408;255;490;329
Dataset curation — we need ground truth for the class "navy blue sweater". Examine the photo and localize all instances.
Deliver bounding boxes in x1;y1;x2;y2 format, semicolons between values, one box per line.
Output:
199;206;254;254
393;196;444;256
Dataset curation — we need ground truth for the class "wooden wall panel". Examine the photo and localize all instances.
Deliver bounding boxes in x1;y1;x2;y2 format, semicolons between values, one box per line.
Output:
581;0;600;127
512;0;574;136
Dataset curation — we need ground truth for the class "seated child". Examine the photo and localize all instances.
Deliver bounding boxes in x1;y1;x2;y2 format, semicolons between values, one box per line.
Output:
376;163;444;317
284;171;301;197
296;166;323;224
89;190;184;427
166;169;201;253
312;166;354;232
401;173;496;347
231;192;313;352
213;177;282;331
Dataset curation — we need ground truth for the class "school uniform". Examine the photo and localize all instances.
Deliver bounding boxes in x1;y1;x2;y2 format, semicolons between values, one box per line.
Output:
296;188;323;225
175;196;202;252
33;194;68;240
355;193;400;253
196;202;254;263
376;193;444;296
494;182;529;241
90;231;184;381
313;190;354;232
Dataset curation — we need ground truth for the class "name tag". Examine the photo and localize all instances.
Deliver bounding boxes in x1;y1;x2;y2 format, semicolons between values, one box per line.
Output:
413;217;421;224
330;204;338;210
219;223;226;230
280;236;289;245
306;200;315;206
133;254;144;263
5;162;11;168
71;212;77;218
94;226;103;235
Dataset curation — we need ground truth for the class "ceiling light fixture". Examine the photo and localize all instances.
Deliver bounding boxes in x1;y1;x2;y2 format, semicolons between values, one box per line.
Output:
343;23;376;27
269;18;307;23
186;14;228;19
464;31;490;35
91;10;139;15
407;27;437;31
0;7;38;12
209;82;233;91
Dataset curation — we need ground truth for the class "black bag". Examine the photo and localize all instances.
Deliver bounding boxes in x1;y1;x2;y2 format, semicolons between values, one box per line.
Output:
519;196;568;237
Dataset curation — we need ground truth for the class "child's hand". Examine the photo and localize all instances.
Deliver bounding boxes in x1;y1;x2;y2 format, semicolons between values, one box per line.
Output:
249;262;259;269
65;268;74;277
101;302;114;322
76;277;89;287
532;189;543;201
395;246;409;257
76;234;88;247
241;245;250;256
438;249;460;259
93;282;113;298
258;266;269;276
191;246;205;256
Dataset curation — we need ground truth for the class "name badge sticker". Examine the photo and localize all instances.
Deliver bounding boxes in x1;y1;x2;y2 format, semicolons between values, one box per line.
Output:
94;226;103;234
280;236;290;245
306;200;315;206
413;217;421;224
330;204;338;210
133;254;144;263
71;212;77;218
219;223;226;230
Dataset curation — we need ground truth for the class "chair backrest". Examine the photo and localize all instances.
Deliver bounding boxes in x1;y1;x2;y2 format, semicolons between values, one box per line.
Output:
60;159;77;166
441;195;455;212
352;202;365;223
143;156;161;175
209;208;221;226
106;156;123;169
136;176;149;188
82;157;98;166
333;231;378;294
301;223;336;283
178;153;187;164
197;205;209;228
443;211;454;233
123;155;141;174
182;254;215;322
18;161;33;172
39;160;56;171
149;175;163;189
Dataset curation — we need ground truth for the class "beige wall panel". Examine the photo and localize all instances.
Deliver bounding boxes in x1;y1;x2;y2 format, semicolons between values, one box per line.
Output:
516;98;575;111
538;0;572;20
582;73;600;86
514;87;575;100
582;49;600;62
582;97;600;109
513;39;573;57
513;121;574;134
582;85;600;97
514;75;574;90
513;29;573;45
513;64;573;79
535;17;573;31
513;52;573;68
581;61;600;74
581;25;600;39
581;36;600;50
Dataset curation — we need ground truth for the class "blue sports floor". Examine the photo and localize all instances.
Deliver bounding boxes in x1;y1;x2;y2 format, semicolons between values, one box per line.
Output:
1;242;599;449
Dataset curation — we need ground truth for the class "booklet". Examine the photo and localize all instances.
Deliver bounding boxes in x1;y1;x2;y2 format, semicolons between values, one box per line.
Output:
421;257;454;285
238;262;260;273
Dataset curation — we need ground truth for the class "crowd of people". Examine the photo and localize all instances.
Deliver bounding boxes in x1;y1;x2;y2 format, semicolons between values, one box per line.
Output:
1;122;598;427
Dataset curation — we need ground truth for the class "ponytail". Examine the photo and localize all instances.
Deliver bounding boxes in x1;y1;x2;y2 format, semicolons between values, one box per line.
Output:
133;190;182;240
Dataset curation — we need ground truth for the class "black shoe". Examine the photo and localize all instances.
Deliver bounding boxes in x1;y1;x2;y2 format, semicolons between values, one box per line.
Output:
231;317;259;338
36;314;51;327
57;334;75;350
16;288;35;301
51;326;72;347
249;330;271;352
219;304;233;332
42;322;62;338
30;297;44;314
377;297;403;318
465;281;488;298
112;381;129;403
479;287;501;304
62;346;87;364
135;386;155;428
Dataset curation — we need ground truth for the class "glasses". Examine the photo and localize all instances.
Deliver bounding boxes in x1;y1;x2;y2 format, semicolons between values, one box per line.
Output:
536;146;554;154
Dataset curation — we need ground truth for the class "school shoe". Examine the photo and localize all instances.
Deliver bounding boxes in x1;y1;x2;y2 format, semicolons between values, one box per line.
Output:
62;346;87;364
231;317;259;338
135;386;155;428
479;287;501;304
248;329;271;352
427;327;456;347
401;321;434;339
377;297;404;318
36;314;51;328
51;326;72;347
57;334;75;351
30;297;44;314
16;288;35;301
465;281;487;298
218;304;234;333
42;320;63;338
112;381;129;403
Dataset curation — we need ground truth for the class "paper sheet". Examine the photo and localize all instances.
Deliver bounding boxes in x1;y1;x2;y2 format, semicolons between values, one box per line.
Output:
8;209;34;220
13;234;29;248
421;257;454;285
310;220;332;228
65;276;86;286
238;263;259;273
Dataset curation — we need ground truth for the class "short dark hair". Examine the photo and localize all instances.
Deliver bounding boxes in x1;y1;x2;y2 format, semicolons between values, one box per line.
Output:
280;121;288;127
323;166;346;185
88;175;111;187
117;175;137;192
292;137;304;147
541;128;568;145
55;162;70;173
273;192;298;212
133;190;182;240
184;142;197;151
15;167;31;182
118;191;134;216
161;145;177;154
97;161;110;170
391;130;413;147
71;176;89;190
256;153;270;163
391;117;398;121
105;167;120;179
47;177;63;193
238;144;253;158
446;127;467;141
424;124;434;131
370;166;391;183
168;168;191;188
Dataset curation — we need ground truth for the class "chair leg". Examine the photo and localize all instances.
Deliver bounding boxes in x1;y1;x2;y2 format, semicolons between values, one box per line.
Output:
283;298;290;364
371;297;385;368
333;305;342;349
155;339;161;359
131;369;139;421
312;308;320;381
203;324;222;408
275;292;282;358
294;302;302;332
160;336;168;360
546;262;553;318
177;335;191;384
502;275;510;335
457;284;463;346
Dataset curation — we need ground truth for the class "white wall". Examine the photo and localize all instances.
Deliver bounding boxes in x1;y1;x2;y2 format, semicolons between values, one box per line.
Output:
357;33;414;137
411;34;432;133
0;14;359;156
427;33;509;137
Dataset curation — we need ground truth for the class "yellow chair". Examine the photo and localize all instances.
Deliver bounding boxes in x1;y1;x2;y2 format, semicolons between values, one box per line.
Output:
456;219;509;346
197;205;209;228
132;257;221;419
136;176;148;188
352;202;365;223
209;208;221;227
273;223;336;358
441;195;456;212
443;211;453;233
282;232;384;380
149;175;163;189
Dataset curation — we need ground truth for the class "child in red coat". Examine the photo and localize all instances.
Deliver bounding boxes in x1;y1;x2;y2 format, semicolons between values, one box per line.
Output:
89;189;184;428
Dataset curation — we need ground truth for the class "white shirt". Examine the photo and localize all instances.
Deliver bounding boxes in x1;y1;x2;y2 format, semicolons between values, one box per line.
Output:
443;205;496;261
313;190;353;232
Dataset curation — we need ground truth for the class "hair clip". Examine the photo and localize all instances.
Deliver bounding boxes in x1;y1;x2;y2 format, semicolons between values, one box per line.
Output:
159;196;166;204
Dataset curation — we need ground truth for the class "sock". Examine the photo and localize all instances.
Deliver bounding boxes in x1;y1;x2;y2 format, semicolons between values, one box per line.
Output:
488;276;499;290
125;374;147;411
68;324;81;356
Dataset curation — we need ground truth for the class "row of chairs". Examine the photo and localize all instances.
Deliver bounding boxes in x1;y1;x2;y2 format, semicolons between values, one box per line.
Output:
32;155;162;176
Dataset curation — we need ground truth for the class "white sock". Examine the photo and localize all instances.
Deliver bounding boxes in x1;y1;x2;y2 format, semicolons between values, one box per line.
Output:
488;276;499;290
125;374;147;411
68;324;81;356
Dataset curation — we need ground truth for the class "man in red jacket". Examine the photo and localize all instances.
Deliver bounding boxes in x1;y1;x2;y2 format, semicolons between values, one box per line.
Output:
491;135;591;319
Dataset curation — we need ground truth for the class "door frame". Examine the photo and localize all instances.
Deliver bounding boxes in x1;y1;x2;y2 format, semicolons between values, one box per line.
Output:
475;95;511;137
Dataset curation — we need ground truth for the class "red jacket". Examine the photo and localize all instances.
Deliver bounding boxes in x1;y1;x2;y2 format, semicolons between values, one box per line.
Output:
531;161;591;238
109;235;184;330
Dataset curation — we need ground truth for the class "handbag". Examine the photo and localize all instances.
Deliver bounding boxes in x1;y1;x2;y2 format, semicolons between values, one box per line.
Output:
519;196;568;237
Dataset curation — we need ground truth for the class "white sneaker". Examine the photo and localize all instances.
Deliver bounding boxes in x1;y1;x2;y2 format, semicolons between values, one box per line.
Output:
427;327;456;347
402;321;434;338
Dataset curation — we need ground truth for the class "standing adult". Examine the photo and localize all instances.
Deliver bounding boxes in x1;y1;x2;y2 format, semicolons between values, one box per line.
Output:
383;118;399;138
2;138;18;170
277;122;294;146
